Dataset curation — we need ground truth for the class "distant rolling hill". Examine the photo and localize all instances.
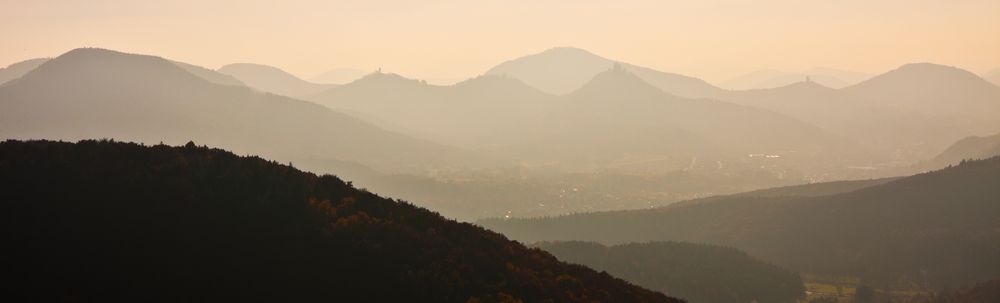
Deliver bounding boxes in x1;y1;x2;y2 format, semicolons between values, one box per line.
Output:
915;132;1000;171
305;72;559;149
486;47;725;98
721;67;872;90
313;63;858;176
218;63;337;97
0;139;678;302
494;66;858;174
171;60;245;86
718;64;1000;164
487;48;1000;168
0;58;50;85
844;63;1000;134
481;156;1000;288
1;57;247;88
537;241;805;303
0;48;475;176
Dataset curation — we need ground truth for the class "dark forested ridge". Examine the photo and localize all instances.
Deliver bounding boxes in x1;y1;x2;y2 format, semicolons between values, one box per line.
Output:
482;156;1000;289
536;241;805;303
0;140;678;303
906;279;1000;303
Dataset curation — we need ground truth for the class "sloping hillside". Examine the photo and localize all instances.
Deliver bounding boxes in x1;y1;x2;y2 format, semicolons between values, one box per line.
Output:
0;139;678;303
538;241;804;303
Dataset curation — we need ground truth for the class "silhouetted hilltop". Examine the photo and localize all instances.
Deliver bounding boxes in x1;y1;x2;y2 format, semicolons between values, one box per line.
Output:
537;241;805;303
486;47;725;98
481;156;1000;288
0;139;678;302
0;58;49;85
218;63;336;97
0;48;472;176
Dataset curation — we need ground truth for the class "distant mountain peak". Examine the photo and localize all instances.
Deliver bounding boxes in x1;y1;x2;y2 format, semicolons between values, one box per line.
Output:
19;47;207;88
873;62;988;83
852;62;994;89
0;58;51;85
570;64;664;97
218;62;335;97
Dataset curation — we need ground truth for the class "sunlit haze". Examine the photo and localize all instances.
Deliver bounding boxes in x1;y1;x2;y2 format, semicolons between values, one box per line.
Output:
3;0;999;83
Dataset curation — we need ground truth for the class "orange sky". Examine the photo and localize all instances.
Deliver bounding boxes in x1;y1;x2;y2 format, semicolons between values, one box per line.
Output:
2;0;999;83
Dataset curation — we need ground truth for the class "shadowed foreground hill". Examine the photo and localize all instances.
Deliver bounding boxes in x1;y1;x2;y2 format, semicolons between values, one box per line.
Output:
0;140;677;303
482;156;1000;289
908;279;1000;303
537;241;805;303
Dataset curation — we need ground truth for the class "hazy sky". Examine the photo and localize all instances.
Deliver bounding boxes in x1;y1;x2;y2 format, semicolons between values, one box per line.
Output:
2;0;999;83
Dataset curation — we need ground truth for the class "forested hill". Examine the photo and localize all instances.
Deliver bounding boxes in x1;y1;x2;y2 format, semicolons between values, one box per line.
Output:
537;241;805;303
0;140;677;303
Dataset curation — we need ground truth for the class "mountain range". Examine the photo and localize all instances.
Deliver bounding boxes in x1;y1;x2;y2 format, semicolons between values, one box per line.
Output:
0;48;474;176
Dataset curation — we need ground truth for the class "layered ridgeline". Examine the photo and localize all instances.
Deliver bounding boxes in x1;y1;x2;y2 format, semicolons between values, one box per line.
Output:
700;64;1000;166
305;72;559;148
493;65;857;174
484;47;725;98
537;241;805;303
915;132;1000;171
481;156;1000;288
485;48;1000;168
218;63;337;97
0;48;475;177
721;67;872;90
310;63;857;175
0;58;50;85
0;140;677;302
